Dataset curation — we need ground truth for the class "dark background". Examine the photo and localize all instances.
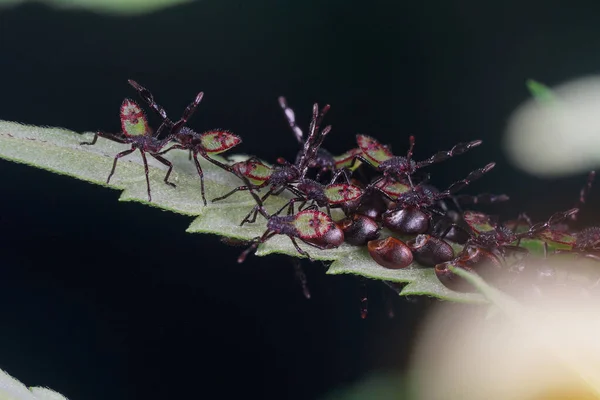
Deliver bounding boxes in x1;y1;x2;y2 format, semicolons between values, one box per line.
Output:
0;1;599;399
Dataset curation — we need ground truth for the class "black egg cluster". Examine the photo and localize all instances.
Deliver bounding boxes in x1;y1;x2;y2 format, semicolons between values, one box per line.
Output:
84;80;600;298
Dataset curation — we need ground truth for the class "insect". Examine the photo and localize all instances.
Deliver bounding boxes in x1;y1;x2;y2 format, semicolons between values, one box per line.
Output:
406;234;455;267
211;157;274;202
337;213;381;246
268;176;364;221
428;210;470;244
350;134;483;189
461;208;580;263
368;236;414;269
343;181;390;222
279;96;364;182
213;101;331;202
366;172;509;213
279;96;337;180
434;246;504;292
236;175;345;263
503;240;600;300
127;79;242;205
80;98;175;202
237;164;363;226
214;102;334;224
425;188;510;245
381;162;497;235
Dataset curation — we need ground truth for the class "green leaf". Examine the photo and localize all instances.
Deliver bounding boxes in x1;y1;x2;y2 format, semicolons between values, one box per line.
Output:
526;79;556;104
0;120;486;302
0;367;67;400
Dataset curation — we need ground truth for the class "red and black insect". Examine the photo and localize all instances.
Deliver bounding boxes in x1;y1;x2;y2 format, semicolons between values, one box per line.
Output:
236;174;345;262
213;102;334;223
460;208;579;262
351;134;483;189
266;175;364;221
237;167;363;225
344;182;390;222
382;162;497;235
434;246;504;292
127;79;242;205
279;96;366;183
279;96;338;180
215;157;274;200
80;98;175;202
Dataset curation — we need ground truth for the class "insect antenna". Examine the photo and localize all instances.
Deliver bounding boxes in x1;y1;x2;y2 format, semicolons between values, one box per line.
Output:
127;79;168;121
416;139;483;169
405;135;416;188
237;231;277;263
298;103;331;174
278;96;304;144
127;79;204;139
451;193;510;207
516;208;579;240
169;91;204;137
436;162;496;199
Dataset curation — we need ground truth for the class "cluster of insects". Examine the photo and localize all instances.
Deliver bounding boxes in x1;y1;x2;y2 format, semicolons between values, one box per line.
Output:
83;80;600;302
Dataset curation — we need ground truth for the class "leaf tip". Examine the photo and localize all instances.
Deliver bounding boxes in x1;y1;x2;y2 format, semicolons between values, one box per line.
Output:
526;79;555;103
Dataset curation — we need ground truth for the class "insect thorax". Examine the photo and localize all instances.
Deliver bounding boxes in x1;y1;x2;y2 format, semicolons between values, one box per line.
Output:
380;156;417;173
270;166;300;186
267;215;297;235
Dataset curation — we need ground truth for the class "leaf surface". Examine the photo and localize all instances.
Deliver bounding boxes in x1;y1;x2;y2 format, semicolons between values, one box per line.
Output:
0;367;67;400
0;119;538;303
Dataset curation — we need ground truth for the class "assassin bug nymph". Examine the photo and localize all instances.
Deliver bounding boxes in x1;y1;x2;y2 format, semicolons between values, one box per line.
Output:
213;102;333;218
382;162;497;235
351;134;483;189
279;96;344;181
240;169;363;225
280;96;370;184
80;98;175;202
461;208;580;261
127;79;242;205
236;174;344;263
272;177;364;218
